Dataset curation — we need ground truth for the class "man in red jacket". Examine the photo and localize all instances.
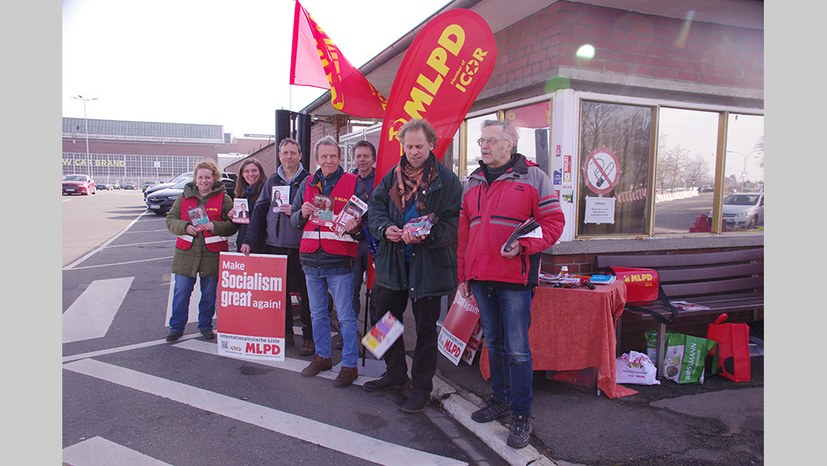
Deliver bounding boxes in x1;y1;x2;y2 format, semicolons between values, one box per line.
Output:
457;119;565;449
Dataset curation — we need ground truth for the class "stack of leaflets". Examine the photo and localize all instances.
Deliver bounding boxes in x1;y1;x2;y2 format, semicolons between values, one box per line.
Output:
403;213;438;238
589;274;616;285
538;272;583;287
188;206;209;231
362;311;404;359
669;300;711;311
502;217;541;252
332;195;368;237
311;194;334;227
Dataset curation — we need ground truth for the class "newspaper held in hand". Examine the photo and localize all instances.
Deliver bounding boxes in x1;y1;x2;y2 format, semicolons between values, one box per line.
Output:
188;206;209;231
502;217;541;252
232;198;250;224
403;213;438;238
332;195;368;237
361;311;404;359
310;194;334;227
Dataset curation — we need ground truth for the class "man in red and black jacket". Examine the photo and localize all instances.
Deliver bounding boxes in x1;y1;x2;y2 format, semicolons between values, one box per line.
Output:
457;119;565;449
290;136;362;389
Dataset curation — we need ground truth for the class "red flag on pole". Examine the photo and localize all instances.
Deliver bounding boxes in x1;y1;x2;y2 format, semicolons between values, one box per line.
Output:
374;9;498;182
290;1;388;118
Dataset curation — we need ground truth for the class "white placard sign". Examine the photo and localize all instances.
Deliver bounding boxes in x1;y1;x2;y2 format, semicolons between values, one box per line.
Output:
584;196;616;224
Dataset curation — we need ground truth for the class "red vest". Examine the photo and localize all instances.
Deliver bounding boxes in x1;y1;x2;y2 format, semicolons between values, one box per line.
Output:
300;173;359;257
176;194;229;252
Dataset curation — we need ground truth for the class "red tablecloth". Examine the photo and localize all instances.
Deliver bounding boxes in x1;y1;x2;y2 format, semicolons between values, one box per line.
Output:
479;281;637;399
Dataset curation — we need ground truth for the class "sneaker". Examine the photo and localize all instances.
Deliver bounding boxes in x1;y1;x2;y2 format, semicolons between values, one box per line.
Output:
165;332;183;342
400;389;430;414
285;334;295;348
507;414;533;449
471;398;511;423
333;366;358;388
200;329;215;340
300;355;332;377
299;339;315;356
362;374;411;393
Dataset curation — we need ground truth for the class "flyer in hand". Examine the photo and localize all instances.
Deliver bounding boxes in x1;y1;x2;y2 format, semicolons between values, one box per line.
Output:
271;185;290;208
311;194;334;227
361;311;404;359
232;198;250;224
403;213;438;238
502;217;541;252
187;206;209;231
332;195;367;237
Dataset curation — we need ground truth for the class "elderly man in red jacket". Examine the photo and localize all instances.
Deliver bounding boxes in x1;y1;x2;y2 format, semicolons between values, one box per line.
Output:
457;119;565;449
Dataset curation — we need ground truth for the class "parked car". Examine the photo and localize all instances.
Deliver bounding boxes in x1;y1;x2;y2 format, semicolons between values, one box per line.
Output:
122;182;138;190
145;179;190;215
708;192;764;230
97;182;114;191
144;172;193;200
221;173;237;197
142;180;161;192
62;174;96;196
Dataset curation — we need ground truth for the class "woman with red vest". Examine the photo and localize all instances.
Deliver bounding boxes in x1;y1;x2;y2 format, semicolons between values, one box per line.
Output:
165;160;237;342
290;136;363;388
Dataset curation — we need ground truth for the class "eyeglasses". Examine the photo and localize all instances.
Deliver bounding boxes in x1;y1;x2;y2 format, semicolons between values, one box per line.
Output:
476;137;506;147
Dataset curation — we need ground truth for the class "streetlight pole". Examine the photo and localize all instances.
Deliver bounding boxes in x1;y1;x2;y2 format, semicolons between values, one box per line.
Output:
73;95;98;178
726;149;761;191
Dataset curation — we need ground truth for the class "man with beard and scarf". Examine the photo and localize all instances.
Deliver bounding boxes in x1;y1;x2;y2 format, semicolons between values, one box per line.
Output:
364;118;463;414
290;135;363;388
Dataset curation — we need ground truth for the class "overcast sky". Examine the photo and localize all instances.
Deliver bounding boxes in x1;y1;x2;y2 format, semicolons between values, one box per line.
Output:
62;0;450;136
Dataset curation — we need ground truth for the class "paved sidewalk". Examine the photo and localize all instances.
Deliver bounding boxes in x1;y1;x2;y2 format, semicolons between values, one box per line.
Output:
349;290;764;466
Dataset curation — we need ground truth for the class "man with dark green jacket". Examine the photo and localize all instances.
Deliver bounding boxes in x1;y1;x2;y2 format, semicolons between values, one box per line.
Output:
364;119;462;414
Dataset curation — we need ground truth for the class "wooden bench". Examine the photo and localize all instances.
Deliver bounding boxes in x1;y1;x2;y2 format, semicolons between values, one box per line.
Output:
596;248;764;376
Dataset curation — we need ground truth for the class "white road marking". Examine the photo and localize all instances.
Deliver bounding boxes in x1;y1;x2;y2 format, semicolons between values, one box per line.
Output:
64;212;149;270
63;359;466;466
63;436;171;466
176;339;379;385
66;256;173;271
62;334;200;364
63;277;134;344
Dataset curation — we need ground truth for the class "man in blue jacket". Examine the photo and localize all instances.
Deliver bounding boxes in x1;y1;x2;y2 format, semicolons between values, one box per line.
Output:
240;138;313;355
365;119;463;414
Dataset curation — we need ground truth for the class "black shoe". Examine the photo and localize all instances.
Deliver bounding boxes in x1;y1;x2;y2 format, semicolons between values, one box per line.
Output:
335;337;343;350
200;329;215;340
362;374;410;393
471;398;511;423
400;389;430;414
507;413;533;449
165;332;183;342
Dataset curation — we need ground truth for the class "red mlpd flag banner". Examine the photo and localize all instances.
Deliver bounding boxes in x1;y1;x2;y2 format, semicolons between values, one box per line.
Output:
374;8;497;181
290;0;387;118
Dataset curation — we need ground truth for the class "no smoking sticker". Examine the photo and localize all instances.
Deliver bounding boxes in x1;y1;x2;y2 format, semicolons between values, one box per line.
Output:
582;148;620;195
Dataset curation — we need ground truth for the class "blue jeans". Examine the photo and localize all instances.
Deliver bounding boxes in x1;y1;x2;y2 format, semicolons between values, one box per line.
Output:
169;274;218;334
303;265;358;368
469;282;534;416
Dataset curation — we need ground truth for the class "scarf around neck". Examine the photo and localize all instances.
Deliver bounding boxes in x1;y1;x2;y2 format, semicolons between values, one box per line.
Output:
390;153;438;214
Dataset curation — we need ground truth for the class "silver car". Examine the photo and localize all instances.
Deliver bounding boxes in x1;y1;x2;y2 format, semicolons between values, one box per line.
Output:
714;192;764;230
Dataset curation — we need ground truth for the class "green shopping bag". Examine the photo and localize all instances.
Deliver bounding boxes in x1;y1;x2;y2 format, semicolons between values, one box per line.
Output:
663;332;718;384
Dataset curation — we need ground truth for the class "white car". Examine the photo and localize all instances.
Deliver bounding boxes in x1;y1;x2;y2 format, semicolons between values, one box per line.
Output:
711;192;764;230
